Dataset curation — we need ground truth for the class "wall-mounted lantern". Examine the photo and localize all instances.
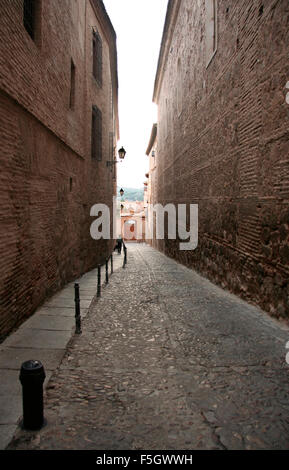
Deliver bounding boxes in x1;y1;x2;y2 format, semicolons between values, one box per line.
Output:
107;147;127;167
118;147;126;160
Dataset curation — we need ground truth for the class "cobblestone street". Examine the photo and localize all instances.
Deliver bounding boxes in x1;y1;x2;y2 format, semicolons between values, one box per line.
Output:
8;244;289;450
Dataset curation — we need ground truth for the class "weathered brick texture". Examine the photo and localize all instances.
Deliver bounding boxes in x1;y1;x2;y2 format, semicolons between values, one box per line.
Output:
0;0;119;340
152;0;289;320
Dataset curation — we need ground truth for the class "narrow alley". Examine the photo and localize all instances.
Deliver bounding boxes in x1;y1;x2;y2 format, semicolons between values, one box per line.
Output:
7;244;289;451
0;0;289;458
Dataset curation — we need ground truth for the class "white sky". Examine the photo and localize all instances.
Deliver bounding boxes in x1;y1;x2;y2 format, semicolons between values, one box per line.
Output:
104;0;168;189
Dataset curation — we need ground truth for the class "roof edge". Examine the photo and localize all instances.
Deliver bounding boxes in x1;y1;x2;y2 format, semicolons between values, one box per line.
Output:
152;0;181;104
145;123;157;156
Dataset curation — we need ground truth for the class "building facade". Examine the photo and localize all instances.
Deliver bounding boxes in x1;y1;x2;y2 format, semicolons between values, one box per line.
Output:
145;123;158;246
0;0;119;340
152;0;289;319
120;201;146;242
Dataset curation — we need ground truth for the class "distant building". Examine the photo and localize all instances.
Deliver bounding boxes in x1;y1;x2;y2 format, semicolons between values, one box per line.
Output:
0;0;119;339
120;201;145;242
145;123;158;247
151;0;289;319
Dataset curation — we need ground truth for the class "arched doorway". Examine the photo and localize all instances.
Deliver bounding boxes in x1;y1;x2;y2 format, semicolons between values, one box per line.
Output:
123;220;136;241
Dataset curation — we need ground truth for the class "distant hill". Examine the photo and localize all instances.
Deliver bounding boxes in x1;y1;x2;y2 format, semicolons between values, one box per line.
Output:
117;187;144;202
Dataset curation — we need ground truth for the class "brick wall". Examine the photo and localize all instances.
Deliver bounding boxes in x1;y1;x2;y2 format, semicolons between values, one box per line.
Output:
0;0;118;340
152;0;289;320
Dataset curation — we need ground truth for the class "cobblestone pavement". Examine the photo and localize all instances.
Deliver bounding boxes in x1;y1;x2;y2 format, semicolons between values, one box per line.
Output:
7;244;289;450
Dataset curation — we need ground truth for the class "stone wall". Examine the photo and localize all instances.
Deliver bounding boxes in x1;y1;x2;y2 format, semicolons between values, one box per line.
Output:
0;0;118;339
152;0;289;319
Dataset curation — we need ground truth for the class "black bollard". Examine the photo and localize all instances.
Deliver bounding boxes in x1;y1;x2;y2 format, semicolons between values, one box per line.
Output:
111;253;113;274
97;265;101;297
123;246;127;269
74;283;81;334
105;258;109;284
19;360;46;430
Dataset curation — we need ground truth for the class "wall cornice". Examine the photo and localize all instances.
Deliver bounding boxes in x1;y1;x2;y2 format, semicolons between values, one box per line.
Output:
153;0;182;104
146;123;157;156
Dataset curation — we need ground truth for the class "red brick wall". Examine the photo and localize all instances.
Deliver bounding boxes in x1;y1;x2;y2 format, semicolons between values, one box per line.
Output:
153;0;289;320
0;0;118;340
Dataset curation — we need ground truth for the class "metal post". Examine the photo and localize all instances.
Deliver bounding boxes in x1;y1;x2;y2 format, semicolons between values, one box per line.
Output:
19;360;46;430
123;245;127;269
97;265;101;297
74;283;81;334
111;253;113;274
105;258;109;284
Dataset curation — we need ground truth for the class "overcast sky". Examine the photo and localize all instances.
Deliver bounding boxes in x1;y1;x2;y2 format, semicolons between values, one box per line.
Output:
104;0;168;189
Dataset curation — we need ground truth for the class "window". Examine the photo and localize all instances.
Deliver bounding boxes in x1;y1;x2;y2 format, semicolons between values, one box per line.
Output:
177;58;182;116
23;0;41;42
93;29;102;86
110;84;113;120
109;132;114;162
69;60;76;109
165;98;169;138
91;106;102;160
205;0;217;67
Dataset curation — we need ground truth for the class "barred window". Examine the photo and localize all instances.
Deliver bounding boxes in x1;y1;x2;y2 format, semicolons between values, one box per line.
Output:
69;59;76;109
165;98;169;138
177;58;182;116
110;84;113;119
91;106;102;161
93;30;102;86
205;0;218;67
109;132;114;161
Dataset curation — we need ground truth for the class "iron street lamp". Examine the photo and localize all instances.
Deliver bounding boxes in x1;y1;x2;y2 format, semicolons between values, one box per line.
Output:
119;188;124;197
106;146;127;167
118;147;126;160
